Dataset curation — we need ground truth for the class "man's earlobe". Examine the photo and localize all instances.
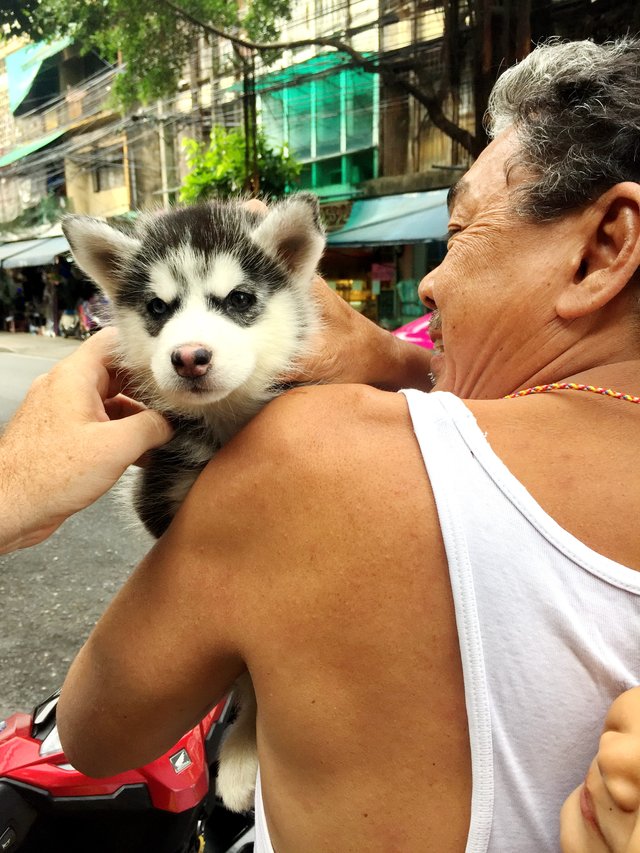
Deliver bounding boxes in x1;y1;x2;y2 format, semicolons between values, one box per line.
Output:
556;186;640;320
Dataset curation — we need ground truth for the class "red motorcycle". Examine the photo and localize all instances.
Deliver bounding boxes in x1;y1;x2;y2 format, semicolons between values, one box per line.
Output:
0;689;253;853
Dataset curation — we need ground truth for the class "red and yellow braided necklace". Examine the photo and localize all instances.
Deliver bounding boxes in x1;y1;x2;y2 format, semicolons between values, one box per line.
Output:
505;382;640;403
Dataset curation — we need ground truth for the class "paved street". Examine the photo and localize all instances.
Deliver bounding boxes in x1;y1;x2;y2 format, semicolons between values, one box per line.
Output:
0;333;153;718
0;332;82;423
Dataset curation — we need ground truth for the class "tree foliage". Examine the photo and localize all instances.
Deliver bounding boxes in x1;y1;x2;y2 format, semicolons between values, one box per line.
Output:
1;0;291;109
180;126;301;203
0;1;43;39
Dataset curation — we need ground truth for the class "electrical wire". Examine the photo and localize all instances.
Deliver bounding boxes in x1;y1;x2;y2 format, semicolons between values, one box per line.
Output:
0;0;468;209
3;84;469;193
3;82;453;186
1;0;450;144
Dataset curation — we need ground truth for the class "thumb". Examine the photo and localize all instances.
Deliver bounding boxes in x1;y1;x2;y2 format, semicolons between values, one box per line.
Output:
105;408;173;463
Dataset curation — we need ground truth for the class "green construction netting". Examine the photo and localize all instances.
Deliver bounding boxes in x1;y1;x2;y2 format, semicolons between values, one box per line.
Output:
253;52;354;92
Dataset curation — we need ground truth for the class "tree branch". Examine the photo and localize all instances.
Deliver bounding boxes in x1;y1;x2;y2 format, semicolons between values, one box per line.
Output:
160;0;479;157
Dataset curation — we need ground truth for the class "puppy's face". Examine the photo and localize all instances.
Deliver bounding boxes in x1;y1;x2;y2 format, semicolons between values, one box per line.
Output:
114;242;305;411
63;197;325;414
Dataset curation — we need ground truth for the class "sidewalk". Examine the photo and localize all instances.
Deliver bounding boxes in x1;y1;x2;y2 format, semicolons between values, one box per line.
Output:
0;331;82;360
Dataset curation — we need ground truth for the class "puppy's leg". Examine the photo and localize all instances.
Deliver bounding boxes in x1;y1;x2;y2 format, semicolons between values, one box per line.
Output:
135;445;205;538
216;673;258;813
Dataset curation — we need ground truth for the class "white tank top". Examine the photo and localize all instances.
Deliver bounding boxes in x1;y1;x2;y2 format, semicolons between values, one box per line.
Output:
404;390;640;851
254;390;640;852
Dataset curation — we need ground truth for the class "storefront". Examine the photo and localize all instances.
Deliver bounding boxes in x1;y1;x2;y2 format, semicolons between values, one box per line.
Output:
0;235;74;334
321;188;449;329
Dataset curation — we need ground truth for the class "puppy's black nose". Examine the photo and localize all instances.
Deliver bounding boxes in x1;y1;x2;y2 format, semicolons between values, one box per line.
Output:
171;346;212;378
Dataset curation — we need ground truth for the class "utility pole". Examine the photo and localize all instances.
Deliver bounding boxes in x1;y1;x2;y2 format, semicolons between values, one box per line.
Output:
157;100;170;209
241;50;259;195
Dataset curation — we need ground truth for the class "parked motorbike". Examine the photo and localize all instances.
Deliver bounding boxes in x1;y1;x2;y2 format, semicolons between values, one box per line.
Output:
57;310;81;339
0;689;254;853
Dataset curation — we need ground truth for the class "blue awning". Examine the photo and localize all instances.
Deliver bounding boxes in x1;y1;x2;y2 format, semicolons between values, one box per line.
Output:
5;38;72;114
0;236;70;269
326;188;450;247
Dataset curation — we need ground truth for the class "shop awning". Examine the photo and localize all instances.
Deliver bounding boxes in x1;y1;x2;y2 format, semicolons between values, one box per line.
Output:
326;188;450;247
0;128;66;169
0;236;70;269
5;38;72;114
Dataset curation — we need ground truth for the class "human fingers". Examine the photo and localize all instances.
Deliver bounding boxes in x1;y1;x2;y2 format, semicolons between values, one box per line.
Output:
105;368;142;404
103;394;148;421
244;198;268;214
68;326;118;374
60;326;120;403
61;329;142;408
279;277;352;384
100;408;173;465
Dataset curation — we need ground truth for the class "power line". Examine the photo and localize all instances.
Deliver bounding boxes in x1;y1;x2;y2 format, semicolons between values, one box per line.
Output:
4;68;465;182
1;1;449;145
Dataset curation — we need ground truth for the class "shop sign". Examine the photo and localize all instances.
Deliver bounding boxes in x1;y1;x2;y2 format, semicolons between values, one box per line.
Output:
370;262;395;282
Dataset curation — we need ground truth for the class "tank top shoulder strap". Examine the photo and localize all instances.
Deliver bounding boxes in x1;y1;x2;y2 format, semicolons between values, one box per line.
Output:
400;388;494;852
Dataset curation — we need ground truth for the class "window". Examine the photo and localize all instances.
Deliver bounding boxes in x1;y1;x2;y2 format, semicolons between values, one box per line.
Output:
315;76;341;158
315;156;343;186
262;90;286;149
347;148;376;184
345;74;375;150
258;63;378;196
92;148;125;193
287;82;313;159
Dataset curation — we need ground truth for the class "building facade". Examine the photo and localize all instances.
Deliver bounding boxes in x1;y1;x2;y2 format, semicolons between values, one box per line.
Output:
0;0;472;328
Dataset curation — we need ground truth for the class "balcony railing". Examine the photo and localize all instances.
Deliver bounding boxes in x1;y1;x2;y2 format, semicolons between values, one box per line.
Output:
7;67;120;150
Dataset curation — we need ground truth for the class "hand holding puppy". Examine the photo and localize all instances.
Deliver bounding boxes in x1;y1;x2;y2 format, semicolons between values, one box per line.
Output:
245;197;433;391
0;327;172;554
284;275;434;391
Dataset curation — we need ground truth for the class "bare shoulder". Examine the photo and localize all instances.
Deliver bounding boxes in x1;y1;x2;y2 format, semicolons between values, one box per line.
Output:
189;385;469;852
177;383;437;625
245;382;411;448
187;384;421;517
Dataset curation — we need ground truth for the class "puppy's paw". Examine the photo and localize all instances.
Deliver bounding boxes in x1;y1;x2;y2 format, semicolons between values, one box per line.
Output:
216;745;258;812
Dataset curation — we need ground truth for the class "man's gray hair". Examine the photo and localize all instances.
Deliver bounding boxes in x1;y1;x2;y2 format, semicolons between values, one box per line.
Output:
487;38;640;220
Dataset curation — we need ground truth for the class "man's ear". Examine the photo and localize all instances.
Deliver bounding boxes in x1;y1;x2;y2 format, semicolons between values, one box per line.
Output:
62;216;141;300
556;183;640;320
250;193;326;282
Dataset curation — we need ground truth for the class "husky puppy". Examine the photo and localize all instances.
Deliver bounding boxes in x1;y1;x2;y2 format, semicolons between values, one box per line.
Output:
62;194;326;811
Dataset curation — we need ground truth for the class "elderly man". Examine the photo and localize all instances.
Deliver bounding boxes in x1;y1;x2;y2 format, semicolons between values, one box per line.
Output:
52;39;640;852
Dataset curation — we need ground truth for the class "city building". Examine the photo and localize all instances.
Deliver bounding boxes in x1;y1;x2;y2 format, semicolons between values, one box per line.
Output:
0;0;472;329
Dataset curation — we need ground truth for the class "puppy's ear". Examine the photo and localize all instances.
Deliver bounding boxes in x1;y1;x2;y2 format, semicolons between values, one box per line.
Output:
250;193;325;281
62;216;140;299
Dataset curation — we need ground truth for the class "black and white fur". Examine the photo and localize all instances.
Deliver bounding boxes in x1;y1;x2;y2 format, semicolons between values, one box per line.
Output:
62;194;325;811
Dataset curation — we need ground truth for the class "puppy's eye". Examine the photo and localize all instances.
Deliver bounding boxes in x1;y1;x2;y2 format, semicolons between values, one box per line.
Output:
147;297;168;316
226;290;255;311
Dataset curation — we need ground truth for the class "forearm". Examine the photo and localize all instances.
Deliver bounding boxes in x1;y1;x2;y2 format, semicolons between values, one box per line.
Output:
0;451;57;554
373;331;434;392
0;330;172;557
340;312;433;391
302;279;434;391
0;517;53;556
